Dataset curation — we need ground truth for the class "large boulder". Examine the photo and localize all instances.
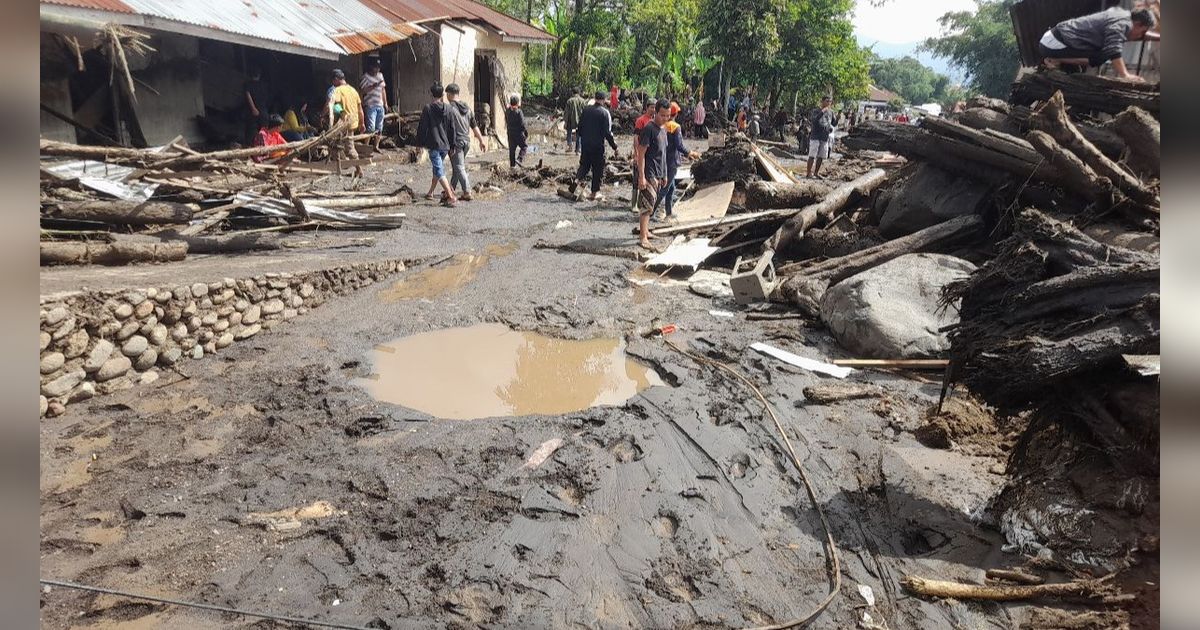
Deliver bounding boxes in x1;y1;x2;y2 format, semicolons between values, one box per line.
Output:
820;253;976;359
874;164;991;238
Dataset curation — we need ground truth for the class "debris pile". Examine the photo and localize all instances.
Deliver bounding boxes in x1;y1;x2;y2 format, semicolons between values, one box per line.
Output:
39;119;407;266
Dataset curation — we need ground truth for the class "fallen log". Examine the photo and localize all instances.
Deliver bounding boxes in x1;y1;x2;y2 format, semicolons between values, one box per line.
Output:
39;139;164;162
985;569;1044;586
1010;68;1159;117
1026;130;1113;204
151;119;350;169
1112;107;1160;178
901;575;1119;602
41;240;187;265
744;181;832;211
158;231;282;254
774;215;984;316
955;107;1020;136
1033;92;1158;206
43;200;194;225
802;382;885;404
763;169;888;254
1010;105;1126;161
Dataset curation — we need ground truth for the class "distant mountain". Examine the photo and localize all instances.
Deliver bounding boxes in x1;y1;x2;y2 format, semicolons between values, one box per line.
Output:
856;36;966;84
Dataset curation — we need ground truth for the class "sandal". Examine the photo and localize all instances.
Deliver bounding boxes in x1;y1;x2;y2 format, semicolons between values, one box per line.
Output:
441;198;458;208
423;193;436;200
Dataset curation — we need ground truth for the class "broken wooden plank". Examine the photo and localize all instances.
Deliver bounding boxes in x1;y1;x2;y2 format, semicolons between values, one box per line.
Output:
643;236;720;272
671;182;734;223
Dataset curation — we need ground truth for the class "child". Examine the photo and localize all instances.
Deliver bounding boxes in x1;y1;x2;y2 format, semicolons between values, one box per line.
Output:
505;95;528;168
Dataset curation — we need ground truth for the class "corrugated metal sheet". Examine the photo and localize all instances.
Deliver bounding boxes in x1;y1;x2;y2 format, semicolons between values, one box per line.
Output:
362;0;552;42
42;0;135;14
41;0;429;57
1010;0;1110;66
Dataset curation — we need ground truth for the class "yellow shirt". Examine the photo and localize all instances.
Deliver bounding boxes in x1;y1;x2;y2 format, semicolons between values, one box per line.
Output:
331;84;362;130
282;109;303;133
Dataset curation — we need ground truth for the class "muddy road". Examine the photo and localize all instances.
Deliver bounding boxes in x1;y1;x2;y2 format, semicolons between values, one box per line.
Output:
41;150;1031;629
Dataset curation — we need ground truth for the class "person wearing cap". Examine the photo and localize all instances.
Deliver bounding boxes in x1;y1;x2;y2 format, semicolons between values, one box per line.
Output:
417;83;457;207
653;102;699;221
505;95;528;168
806;95;835;179
1039;7;1158;81
326;69;365;164
251;114;288;161
359;58;388;135
444;83;487;202
570;90;619;201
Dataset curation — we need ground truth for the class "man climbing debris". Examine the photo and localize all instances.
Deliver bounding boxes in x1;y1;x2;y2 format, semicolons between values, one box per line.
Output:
1039;6;1158;81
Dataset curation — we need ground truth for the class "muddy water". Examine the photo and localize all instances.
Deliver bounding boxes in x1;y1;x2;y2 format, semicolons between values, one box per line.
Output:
378;242;518;301
359;323;662;420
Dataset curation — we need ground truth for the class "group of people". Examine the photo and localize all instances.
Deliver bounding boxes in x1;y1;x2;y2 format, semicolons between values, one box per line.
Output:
416;83;489;208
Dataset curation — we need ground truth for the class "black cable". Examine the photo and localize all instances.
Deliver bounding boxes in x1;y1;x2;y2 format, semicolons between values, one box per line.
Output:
40;579;374;630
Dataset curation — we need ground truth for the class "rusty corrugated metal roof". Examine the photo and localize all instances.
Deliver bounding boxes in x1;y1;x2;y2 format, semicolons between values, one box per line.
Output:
41;0;430;57
361;0;553;42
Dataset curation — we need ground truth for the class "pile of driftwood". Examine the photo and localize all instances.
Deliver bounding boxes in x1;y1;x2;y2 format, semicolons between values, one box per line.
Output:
40;119;410;266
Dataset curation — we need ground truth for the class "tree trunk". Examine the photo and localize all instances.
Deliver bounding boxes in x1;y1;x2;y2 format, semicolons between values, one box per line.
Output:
1033;92;1158;206
763;169;888;254
164;232;283;254
744;181;833;210
44;200;194;225
1112;106;1160;178
1010;68;1159;117
41;240;187;265
299;195;411;209
773;215;983;316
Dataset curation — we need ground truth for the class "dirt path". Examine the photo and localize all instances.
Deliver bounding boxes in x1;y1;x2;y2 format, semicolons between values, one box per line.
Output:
40;153;1032;629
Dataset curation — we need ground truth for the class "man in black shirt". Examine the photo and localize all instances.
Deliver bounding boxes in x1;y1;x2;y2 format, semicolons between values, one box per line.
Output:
505;95;528;168
570;91;619;201
243;67;269;145
634;99;670;250
417;83;456;207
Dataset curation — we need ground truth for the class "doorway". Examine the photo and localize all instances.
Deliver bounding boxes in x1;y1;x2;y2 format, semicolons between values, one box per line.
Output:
474;51;495;132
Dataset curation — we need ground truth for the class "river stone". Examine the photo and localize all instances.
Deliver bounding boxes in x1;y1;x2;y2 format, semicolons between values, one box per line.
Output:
200;298;214;309
46;401;66;417
51;317;76;340
154;289;173;303
235;324;261;340
96;377;134;396
875;164;991;238
125;290;147;305
203;341;216;354
134;348;158;371
688;270;734;298
149;324;169;346
138;316;158;335
40;331;51;351
62;329;90;358
200;330;214;343
121;335;149;357
159;346;182;366
234;299;249;312
39;395;48;417
213;319;230;333
40;352;65;374
242;304;261;324
145;288;158;299
261;298;285;315
42;370;84;398
140;370;159;385
134;300;155;319
183;301;198;317
820;253;976;359
44;306;69;326
67;382;95;403
229;312;243;326
186;316;201;332
201;312;219;326
190;282;209;298
171;323;189;341
113;303;134;319
299;282;315;298
192;345;204;360
289;295;304;308
223;277;236;288
215;332;234;349
84;340;115;372
116;321;140;341
282;308;298;320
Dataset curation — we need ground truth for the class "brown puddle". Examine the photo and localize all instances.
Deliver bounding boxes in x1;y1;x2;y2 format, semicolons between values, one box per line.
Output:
358;323;662;420
378;242;518;302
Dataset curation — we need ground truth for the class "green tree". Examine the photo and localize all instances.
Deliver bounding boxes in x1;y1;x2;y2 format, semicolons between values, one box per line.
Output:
868;55;937;104
773;0;869;104
921;0;1020;98
699;0;782;100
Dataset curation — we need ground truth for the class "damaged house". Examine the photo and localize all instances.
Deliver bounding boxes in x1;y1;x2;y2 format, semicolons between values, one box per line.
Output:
39;0;552;147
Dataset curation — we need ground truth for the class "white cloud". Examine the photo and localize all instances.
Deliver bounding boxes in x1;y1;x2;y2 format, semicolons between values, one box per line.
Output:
853;0;978;44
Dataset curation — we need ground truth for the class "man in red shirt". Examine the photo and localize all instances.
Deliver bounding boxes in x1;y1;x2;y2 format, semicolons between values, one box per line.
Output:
252;114;288;162
629;101;655;211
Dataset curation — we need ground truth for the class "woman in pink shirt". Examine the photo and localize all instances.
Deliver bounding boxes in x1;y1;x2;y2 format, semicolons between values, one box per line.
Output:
692;100;707;138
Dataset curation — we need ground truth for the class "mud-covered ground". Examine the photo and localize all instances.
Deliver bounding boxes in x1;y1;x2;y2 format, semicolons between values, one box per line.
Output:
41;144;1073;629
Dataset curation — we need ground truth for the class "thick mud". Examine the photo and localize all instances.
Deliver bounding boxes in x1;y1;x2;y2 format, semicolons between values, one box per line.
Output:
40;149;1068;629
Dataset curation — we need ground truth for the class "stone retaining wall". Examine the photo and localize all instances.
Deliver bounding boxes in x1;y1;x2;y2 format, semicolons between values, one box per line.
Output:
39;259;406;417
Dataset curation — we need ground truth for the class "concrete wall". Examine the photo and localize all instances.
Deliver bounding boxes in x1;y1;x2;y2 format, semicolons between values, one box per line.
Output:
394;34;440;112
129;33;206;146
439;24;523;121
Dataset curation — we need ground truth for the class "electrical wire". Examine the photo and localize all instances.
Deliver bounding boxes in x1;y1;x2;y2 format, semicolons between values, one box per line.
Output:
662;337;842;629
40;579;375;630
